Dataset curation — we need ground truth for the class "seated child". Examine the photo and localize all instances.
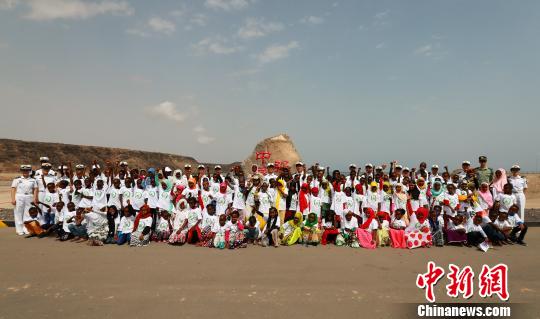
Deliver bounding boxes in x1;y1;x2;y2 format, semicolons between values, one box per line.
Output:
262;207;281;247
321;211;340;245
302;212;321;246
244;215;261;245
507;204;527;246
116;206;135;245
152;211;172;242
68;208;88;242
376;212;390;247
24;205;46;238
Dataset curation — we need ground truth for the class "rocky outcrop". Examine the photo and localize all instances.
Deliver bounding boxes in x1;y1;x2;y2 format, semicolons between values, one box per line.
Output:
243;134;302;171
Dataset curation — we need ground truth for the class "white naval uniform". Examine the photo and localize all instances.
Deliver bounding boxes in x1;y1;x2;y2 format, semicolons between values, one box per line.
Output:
509;175;527;221
11;176;37;234
36;172;57;212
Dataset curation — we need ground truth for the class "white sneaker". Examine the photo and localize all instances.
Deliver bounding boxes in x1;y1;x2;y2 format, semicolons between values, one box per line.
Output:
17;232;24;236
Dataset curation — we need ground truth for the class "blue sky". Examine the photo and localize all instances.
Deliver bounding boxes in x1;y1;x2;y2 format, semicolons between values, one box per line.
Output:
1;0;539;171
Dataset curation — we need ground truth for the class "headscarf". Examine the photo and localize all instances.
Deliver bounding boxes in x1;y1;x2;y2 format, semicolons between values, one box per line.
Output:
354;184;364;195
288;212;303;227
173;185;185;204
304;212;318;228
219;182;227;194
298;183;310;213
274;179;286;210
383;181;392;194
188;177;197;189
430;181;444;197
311;187;319;197
172;169;183;184
478;182;494;209
491;168;507;193
333;181;341;193
377;211;390;222
394;183;408;202
175;198;188;211
415;207;428;224
133;204;151;232
361;208;376;229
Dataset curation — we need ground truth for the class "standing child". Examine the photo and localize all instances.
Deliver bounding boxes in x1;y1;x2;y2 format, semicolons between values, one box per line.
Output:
198;202;219;247
228;210;246;249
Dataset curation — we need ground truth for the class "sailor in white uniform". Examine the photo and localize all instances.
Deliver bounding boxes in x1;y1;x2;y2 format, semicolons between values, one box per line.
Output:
11;165;38;235
509;164;528;221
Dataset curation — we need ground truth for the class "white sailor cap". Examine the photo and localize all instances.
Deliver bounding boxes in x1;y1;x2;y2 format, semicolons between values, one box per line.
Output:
349;164;357;168
20;164;32;170
317;166;325;171
252;175;261;180
432;164;439;169
184;164;192;168
266;163;274;168
41;162;52;168
119;161;128;166
92;164;100;169
215;165;222;169
375;166;383;170
403;167;410;171
39;157;49;162
295;161;304;166
164;167;172;172
511;164;520;170
198;164;205;169
462;160;471;165
395;165;403;169
75;164;85;169
365;163;373;168
58;165;67;170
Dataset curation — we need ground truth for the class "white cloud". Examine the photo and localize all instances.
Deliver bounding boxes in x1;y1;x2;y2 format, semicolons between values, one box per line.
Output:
146;101;187;123
374;11;388;19
190;13;207;27
237;17;284;39
0;0;18;10
126;28;150;37
413;43;447;60
192;36;243;55
196;135;215;144
204;0;252;11
257;41;299;64
300;16;324;25
23;0;133;21
414;44;432;56
193;125;215;144
193;125;206;133
148;17;175;34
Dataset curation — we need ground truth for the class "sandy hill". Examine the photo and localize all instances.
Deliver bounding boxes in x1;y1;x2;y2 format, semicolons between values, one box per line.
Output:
0;138;240;173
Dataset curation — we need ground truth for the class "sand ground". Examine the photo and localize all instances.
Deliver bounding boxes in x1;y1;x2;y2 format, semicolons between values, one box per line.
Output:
0;228;539;319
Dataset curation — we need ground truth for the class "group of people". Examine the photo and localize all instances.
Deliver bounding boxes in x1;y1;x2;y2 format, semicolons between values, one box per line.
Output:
10;155;529;250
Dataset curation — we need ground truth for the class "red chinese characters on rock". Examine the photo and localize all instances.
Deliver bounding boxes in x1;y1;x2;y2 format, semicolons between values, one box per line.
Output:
416;261;445;303
254;152;289;175
446;264;474;299
478;264;509;301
